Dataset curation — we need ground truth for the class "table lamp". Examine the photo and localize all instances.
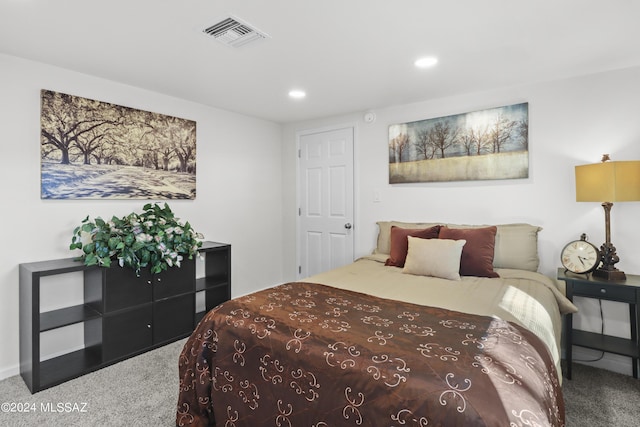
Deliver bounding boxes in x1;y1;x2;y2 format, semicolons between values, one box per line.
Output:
575;155;640;280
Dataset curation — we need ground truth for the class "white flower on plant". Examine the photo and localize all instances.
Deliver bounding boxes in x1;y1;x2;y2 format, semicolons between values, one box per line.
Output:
174;227;184;235
136;233;153;243
144;221;154;228
165;252;181;267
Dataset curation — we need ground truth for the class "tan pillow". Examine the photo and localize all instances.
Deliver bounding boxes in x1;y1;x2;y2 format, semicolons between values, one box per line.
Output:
492;224;542;271
375;221;441;255
402;236;466;280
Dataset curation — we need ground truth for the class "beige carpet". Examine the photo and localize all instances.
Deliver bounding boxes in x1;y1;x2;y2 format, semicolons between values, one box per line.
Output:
562;362;640;427
0;339;184;427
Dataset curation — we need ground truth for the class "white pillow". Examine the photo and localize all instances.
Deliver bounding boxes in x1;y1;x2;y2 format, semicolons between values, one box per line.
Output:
402;236;466;280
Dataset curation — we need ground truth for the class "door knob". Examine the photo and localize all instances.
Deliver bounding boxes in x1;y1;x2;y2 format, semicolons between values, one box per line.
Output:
345;223;352;229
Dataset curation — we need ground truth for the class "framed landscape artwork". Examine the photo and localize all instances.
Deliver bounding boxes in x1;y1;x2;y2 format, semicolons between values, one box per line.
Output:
389;102;529;183
40;89;197;199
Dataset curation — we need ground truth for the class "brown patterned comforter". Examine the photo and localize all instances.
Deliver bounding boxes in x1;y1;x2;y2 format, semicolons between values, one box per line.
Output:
177;282;564;426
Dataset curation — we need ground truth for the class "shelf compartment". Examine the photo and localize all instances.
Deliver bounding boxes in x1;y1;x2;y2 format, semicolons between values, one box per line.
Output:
153;259;196;300
40;304;102;332
206;285;230;311
196;276;228;292
572;329;640;358
103;304;153;361
154;294;195;344
39;345;102;390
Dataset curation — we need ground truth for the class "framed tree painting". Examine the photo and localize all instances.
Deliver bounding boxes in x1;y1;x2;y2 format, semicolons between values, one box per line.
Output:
389;103;528;183
40;89;197;199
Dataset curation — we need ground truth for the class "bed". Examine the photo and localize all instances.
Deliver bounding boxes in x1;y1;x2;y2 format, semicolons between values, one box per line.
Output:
176;222;576;426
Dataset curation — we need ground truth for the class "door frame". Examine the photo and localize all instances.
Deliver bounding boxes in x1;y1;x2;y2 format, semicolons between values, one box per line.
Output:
295;122;358;280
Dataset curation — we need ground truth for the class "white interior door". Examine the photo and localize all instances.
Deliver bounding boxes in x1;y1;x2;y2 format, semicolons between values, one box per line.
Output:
298;126;354;278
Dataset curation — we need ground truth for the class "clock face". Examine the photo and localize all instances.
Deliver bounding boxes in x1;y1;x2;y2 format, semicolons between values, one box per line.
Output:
561;240;600;274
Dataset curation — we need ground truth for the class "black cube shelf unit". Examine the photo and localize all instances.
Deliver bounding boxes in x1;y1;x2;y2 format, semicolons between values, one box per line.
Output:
19;241;230;393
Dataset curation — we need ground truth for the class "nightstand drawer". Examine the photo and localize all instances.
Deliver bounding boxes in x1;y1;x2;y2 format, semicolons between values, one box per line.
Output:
572;282;636;302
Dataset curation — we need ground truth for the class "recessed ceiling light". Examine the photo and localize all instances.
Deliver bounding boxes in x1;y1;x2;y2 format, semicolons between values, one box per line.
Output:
414;56;438;69
288;90;306;99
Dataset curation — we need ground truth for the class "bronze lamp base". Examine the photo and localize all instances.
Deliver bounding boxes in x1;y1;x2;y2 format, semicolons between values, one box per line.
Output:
592;267;626;281
595;223;626;281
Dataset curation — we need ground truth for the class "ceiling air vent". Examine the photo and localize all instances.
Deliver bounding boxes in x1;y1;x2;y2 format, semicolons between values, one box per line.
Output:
202;16;269;48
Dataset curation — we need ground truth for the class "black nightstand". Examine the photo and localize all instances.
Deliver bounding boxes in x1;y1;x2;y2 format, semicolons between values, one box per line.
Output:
558;268;640;380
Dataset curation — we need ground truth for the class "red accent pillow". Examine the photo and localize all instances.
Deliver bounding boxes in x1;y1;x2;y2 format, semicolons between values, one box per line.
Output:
385;225;441;267
438;226;499;278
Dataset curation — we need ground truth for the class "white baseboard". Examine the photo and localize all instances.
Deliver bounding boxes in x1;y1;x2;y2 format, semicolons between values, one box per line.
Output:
572;347;634;377
0;343;85;383
0;363;19;382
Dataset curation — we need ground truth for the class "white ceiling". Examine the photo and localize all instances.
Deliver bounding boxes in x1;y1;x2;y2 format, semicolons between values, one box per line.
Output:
1;0;640;124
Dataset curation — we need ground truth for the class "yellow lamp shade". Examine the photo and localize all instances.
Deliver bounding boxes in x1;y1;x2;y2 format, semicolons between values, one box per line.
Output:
575;160;640;202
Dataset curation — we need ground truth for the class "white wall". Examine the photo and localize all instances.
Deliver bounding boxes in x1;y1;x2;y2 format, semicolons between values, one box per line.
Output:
4;51;639;381
283;66;640;375
0;53;285;379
